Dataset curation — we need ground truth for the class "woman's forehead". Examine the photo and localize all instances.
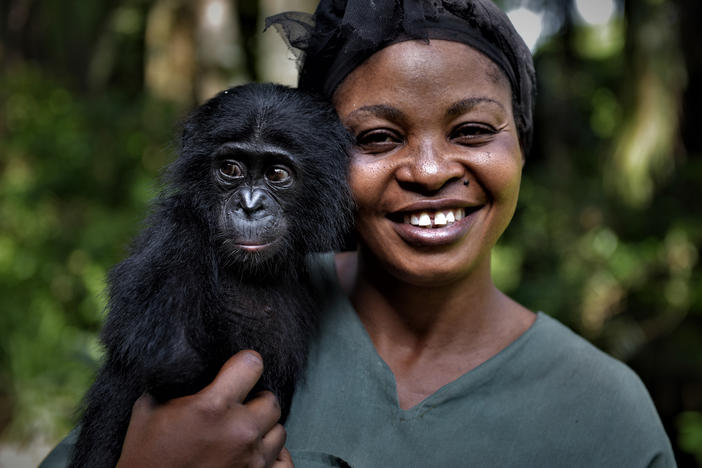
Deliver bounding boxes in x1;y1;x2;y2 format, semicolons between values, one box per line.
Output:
333;40;512;112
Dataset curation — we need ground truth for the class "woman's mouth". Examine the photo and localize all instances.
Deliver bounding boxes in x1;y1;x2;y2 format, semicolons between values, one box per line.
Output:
388;206;482;246
388;207;480;229
402;208;465;228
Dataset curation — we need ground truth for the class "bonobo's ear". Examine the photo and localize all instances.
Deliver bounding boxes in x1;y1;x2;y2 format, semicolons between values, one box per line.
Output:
180;119;195;154
292;126;354;253
179;101;212;157
163;106;219;199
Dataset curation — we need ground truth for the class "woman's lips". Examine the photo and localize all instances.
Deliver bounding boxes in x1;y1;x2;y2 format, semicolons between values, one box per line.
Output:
389;206;482;247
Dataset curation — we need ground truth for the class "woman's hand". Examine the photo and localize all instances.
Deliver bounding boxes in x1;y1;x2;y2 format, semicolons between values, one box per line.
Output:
116;350;294;468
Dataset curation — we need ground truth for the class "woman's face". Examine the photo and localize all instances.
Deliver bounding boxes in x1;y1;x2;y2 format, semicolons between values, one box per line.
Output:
334;40;524;287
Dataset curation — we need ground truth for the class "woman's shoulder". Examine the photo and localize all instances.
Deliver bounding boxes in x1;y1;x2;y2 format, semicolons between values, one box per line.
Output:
466;312;675;466
306;252;339;288
522;313;670;441
305;252;353;315
528;313;647;391
520;313;651;403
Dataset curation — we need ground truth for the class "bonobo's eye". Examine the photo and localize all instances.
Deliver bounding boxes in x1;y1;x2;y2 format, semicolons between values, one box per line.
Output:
219;160;244;178
265;166;292;185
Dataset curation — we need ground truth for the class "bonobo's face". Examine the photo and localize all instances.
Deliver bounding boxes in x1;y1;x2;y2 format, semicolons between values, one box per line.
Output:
174;84;352;274
211;140;300;263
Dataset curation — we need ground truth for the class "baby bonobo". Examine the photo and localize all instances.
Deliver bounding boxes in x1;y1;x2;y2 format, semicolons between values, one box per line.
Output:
70;83;352;467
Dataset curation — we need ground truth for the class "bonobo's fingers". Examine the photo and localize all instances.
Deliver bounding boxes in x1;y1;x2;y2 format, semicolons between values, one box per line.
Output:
200;350;264;403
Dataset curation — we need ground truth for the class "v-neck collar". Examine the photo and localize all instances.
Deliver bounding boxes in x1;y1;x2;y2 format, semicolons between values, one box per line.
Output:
323;264;546;418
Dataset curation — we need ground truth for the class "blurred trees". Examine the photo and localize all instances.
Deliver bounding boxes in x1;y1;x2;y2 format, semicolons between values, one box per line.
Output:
500;1;702;465
1;0;700;465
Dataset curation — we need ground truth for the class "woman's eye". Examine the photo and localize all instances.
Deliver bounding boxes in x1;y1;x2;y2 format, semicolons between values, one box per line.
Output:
220;161;244;178
355;129;402;153
265;166;291;183
451;124;496;143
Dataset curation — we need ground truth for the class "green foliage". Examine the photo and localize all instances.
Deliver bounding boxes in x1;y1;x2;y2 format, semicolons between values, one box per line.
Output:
0;65;179;439
678;411;702;465
499;1;702;365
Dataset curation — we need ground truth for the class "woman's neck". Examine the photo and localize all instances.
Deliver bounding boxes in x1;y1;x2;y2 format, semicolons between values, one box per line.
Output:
337;250;508;343
335;249;535;409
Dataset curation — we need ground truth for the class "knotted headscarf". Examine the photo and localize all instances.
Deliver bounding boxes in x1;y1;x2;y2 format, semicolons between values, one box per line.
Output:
266;0;536;154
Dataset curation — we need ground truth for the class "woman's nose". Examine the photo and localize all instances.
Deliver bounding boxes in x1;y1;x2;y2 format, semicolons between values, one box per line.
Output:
395;139;465;193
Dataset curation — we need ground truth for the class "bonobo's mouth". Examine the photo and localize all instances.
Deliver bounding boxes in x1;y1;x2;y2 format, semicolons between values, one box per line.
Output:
387;206;481;229
219;214;285;255
234;242;274;252
217;235;280;258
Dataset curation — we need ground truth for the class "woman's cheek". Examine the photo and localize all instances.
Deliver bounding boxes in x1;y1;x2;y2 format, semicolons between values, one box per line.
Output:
474;139;523;204
493;159;523;205
349;155;390;208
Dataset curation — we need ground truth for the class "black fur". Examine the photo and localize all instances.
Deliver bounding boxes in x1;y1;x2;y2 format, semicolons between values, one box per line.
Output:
70;83;352;468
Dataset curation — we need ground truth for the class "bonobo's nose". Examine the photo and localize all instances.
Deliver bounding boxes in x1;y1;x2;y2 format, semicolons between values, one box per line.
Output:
239;187;266;215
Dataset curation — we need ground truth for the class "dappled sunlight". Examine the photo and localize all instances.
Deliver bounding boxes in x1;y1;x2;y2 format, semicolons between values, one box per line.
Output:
574;0;617;27
608;69;682;206
507;7;544;51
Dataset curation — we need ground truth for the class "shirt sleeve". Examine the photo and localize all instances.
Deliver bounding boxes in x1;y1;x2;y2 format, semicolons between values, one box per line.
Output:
38;428;77;468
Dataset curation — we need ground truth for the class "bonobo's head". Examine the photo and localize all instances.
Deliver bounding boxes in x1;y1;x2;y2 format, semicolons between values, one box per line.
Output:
169;83;352;273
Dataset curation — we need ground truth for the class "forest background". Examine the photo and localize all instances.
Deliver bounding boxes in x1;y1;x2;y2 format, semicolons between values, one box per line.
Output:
1;0;701;466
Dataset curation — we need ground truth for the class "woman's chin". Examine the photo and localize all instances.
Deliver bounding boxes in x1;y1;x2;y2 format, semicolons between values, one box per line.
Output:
366;249;491;289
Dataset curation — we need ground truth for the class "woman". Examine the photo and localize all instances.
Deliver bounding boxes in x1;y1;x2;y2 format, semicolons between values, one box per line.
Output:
265;1;674;466
42;1;674;467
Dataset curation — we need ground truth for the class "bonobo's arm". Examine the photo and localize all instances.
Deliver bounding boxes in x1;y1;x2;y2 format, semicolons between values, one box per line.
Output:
101;196;215;400
117;351;294;468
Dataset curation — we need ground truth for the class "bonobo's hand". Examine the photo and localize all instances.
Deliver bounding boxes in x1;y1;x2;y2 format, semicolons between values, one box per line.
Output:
116;350;294;468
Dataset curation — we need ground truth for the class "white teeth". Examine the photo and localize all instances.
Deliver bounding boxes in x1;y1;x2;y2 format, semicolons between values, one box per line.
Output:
404;208;468;228
418;213;431;226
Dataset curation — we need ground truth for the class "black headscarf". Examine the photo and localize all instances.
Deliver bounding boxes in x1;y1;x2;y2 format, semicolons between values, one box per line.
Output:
266;0;536;154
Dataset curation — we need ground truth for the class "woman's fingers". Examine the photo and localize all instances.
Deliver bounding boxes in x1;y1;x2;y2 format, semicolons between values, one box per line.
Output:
201;350;265;404
117;351;289;468
261;424;288;466
247;391;282;433
272;447;295;468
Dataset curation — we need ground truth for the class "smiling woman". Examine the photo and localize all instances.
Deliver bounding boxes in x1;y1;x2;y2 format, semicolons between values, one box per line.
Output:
265;0;676;466
322;40;537;422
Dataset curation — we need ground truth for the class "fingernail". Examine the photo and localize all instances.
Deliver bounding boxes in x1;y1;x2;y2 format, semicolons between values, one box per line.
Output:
244;351;262;366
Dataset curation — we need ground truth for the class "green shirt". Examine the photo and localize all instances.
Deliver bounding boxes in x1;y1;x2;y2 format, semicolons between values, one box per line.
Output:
285;254;675;467
40;254;676;467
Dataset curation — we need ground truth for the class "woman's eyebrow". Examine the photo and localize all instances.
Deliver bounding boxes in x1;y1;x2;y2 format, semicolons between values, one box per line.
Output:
345;104;406;123
447;97;506;117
